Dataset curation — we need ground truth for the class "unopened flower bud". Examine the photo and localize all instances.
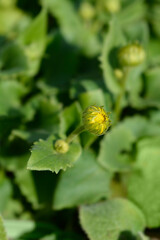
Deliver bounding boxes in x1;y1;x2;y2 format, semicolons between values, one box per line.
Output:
54;139;69;154
118;43;146;67
104;0;121;13
79;2;95;21
114;68;124;80
82;106;111;136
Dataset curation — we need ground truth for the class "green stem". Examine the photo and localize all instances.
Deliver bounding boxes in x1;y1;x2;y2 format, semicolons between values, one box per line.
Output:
114;68;129;124
66;125;85;144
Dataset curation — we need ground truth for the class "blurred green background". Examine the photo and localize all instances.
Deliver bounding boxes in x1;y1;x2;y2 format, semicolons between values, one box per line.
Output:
0;0;160;239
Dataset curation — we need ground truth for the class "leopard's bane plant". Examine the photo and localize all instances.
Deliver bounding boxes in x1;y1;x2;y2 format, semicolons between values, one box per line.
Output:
118;43;146;67
55;106;111;153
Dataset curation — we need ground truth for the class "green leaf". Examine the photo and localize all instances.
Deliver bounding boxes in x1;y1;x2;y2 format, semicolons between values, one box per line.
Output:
148;39;160;66
0;80;26;116
15;169;57;209
98;125;135;172
127;136;160;228
4;220;56;240
18;9;47;76
0;7;26;35
60;101;82;136
144;67;160;107
0;215;8;240
27;136;81;173
79;198;146;240
41;0;100;56
0;41;28;78
53;150;112;210
118;0;146;26
78;89;107;110
0;174;12;212
121;115;160;139
122;21;149;45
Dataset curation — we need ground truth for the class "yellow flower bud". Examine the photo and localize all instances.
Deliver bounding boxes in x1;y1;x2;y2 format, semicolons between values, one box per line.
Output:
82;106;111;136
104;0;121;13
118;43;146;67
79;2;95;21
54;139;69;154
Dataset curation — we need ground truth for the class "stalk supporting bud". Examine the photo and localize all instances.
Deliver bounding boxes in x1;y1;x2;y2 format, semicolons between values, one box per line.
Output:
118;43;146;67
82;106;111;136
54;139;69;154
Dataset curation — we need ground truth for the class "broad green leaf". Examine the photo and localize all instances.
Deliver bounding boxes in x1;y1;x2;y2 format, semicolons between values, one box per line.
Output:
0;215;7;240
53;150;112;209
15;169;57;209
100;18;125;94
21;95;62;136
98;125;135;172
27;136;81;173
127;137;160;228
18;9;47;76
121;115;160;139
41;0;100;56
79;198;146;240
0;80;26;115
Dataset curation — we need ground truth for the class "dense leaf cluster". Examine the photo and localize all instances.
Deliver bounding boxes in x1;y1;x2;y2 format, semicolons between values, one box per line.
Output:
0;0;160;239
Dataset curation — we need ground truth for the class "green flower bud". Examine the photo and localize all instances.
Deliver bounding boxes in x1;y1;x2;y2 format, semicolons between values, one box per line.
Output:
114;68;124;80
118;43;146;67
54;139;69;154
82;106;111;136
104;0;121;13
79;2;95;21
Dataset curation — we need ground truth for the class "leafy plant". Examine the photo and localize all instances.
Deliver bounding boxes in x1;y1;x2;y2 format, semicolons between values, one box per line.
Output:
0;0;160;240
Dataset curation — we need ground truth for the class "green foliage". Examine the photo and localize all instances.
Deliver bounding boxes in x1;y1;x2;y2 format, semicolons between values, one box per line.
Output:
79;198;146;240
27;136;81;173
127;137;160;228
98;125;135;171
0;0;160;239
53;150;112;209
